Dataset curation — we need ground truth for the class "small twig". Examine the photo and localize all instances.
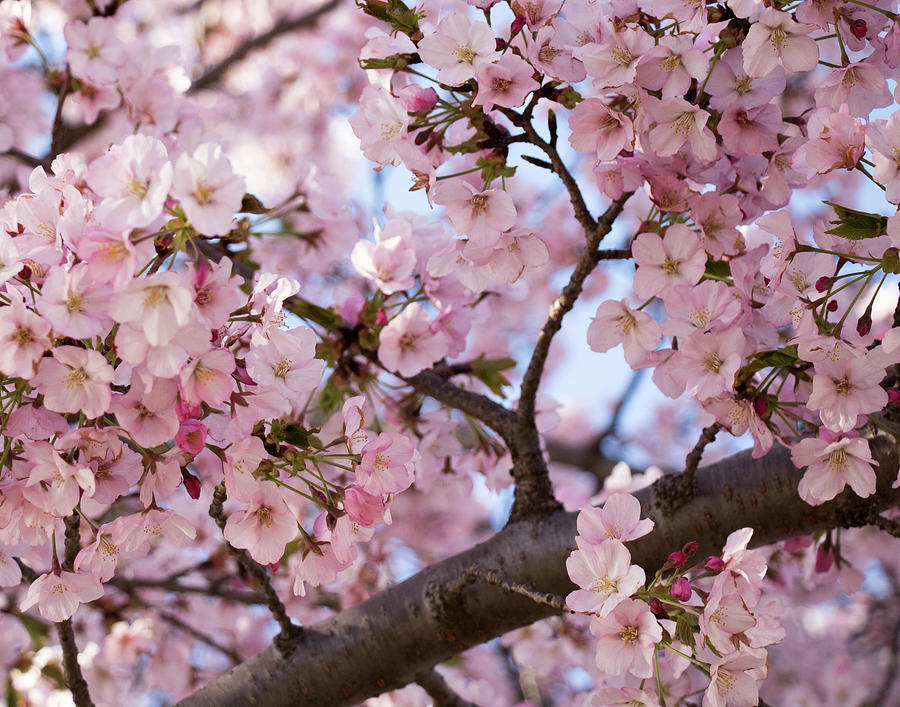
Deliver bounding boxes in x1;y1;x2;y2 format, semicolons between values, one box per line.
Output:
209;482;302;654
56;512;94;707
49;70;72;161
108;576;266;605
1;148;44;168
680;423;722;496
192;0;341;92
469;567;570;613
415;669;478;707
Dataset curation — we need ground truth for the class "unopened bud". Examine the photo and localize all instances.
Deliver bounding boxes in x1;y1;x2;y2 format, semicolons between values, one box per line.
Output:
827;300;839;312
268;561;281;572
17;264;31;280
670;577;692;602
705;555;725;572
510;14;527;35
815;544;833;573
888;388;900;403
667;551;687;568
648;597;666;616
856;310;872;337
753;395;768;417
375;307;388;326
815;276;832;293
849;18;868;39
181;469;201;500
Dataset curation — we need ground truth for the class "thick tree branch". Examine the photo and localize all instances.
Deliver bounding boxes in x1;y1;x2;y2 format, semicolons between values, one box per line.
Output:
178;433;900;707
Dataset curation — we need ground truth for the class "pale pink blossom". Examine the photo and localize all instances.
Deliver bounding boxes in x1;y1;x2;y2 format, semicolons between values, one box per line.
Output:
807;352;888;432
245;325;323;398
416;13;499;86
704;647;768;707
31;346;115;419
472;52;540;113
378;303;448;377
587;300;661;368
223;483;299;565
589;598;662;678
566;540;645;616
646;97;717;162
0;294;51;379
64;17;125;85
20;570;103;622
568;99;635;162
434;180;517;249
351;226;417;295
792;435;877;505
632;225;707;299
179;348;235;407
87;134;173;230
356;432;417;496
741;9;818;77
579;23;653;88
37;264;112;339
577;492;655;545
110;271;195;347
171;143;245;236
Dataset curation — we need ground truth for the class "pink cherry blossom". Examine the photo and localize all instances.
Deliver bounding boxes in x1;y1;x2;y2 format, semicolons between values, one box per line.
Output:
356;432;417;496
30;346;115;419
171;143;246;236
792;434;877;505
377;303;448;377
19;570;104;622
566;540;646;616
587;299;661;368
589;598;662;678
416;13;499;86
223;483;299;565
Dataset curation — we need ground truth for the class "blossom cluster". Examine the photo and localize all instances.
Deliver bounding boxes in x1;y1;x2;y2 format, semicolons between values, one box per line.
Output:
566;493;781;706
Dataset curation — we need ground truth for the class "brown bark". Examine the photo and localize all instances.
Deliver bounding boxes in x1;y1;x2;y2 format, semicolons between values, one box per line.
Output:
178;433;900;707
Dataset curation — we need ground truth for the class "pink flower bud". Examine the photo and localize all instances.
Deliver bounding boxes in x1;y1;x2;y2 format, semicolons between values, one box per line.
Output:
753;395;768;417
181;469;201;500
175;397;202;422
815;276;831;292
667;551;687;568
888;388;900;403
175;420;208;456
682;541;700;555
815;544;834;573
856;310;872;337
670;577;692;601
849;18;867;39
375;307;388;326
705;555;725;572
826;300;838;312
648;597;666;616
268;561;281;572
510;14;527;35
399;86;439;113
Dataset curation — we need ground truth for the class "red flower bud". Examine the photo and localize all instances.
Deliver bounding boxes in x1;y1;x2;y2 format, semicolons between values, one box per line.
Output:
181;469;201;500
268;561;281;572
815;276;831;292
17;264;31;280
856;310;872;337
510;14;527;35
849;18;867;39
888;388;900;403
648;597;666;615
826;300;838;312
670;577;692;602
375;307;388;326
815;544;833;573
705;555;725;572
668;551;687;568
753;395;768;417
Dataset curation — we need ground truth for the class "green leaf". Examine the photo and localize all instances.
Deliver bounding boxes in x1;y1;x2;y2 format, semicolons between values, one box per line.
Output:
17;612;49;650
471;355;517;397
823;201;888;240
704;259;732;280
285;298;339;331
737;345;800;382
674;611;699;649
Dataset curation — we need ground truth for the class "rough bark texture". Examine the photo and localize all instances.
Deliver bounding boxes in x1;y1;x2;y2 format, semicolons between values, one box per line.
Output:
179;433;900;707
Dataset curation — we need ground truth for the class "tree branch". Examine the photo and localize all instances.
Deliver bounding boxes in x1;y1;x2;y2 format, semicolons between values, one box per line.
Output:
177;433;900;707
508;193;632;521
57;512;94;707
191;0;342;93
415;669;478;707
